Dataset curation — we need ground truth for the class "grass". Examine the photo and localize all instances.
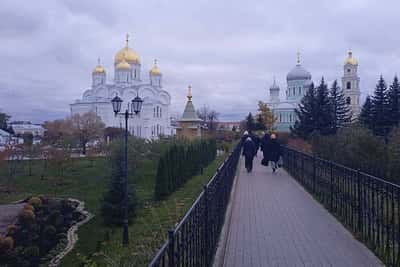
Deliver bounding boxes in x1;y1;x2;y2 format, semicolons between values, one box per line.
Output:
0;153;226;266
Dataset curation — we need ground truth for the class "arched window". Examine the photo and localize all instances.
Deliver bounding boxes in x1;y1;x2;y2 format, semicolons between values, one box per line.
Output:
346;97;351;105
346;82;351;89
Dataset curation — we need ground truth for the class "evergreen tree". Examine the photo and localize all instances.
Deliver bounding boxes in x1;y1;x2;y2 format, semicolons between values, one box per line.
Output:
315;77;333;135
255;114;265;130
101;142;137;225
388;76;400;128
359;96;373;128
245;112;256;131
329;80;352;133
291;82;318;138
371;76;390;137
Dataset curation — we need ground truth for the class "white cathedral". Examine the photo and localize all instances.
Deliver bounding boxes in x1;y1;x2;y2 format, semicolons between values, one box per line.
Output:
70;36;174;139
267;51;361;132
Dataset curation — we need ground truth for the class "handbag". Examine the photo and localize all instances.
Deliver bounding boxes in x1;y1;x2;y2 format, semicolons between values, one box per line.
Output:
278;156;283;167
261;158;269;166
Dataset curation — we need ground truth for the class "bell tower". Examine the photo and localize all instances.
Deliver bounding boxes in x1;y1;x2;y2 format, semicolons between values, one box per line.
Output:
341;51;361;117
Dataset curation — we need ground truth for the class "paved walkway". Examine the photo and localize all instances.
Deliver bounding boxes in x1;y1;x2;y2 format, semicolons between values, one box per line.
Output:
221;153;383;267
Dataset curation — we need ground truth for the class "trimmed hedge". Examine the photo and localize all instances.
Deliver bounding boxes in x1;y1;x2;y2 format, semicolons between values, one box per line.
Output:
154;139;217;200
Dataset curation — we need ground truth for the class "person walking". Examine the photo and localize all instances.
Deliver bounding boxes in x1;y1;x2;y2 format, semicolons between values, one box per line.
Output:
242;136;256;173
268;133;281;173
260;132;271;166
250;131;260;154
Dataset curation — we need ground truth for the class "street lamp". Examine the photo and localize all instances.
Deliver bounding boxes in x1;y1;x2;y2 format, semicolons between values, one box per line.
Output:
111;93;143;246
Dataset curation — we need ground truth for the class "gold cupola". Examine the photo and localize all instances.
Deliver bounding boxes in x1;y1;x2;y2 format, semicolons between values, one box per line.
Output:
92;58;106;74
345;50;358;65
116;59;132;70
114;34;140;65
149;59;161;75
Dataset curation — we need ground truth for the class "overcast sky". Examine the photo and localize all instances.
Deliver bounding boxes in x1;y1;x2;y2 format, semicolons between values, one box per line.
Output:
1;0;400;123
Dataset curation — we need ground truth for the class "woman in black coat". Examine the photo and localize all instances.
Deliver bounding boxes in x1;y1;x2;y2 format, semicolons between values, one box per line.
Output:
267;133;281;173
260;133;270;164
242;137;256;172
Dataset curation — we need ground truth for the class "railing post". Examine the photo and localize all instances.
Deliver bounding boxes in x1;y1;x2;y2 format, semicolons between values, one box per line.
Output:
330;161;333;211
168;229;175;266
313;155;316;193
203;185;209;265
357;169;363;234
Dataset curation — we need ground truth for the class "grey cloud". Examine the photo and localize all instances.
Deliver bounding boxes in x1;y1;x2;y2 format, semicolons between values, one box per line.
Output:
1;0;400;123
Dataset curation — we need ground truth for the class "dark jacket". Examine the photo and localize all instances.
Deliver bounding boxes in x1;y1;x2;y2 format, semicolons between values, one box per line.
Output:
260;134;271;159
250;134;260;151
268;139;281;162
242;138;256;158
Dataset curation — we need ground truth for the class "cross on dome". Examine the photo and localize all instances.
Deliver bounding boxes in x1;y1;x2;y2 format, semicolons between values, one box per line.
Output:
187;85;192;101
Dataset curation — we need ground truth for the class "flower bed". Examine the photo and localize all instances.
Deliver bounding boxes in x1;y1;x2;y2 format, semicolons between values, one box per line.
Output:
0;196;88;267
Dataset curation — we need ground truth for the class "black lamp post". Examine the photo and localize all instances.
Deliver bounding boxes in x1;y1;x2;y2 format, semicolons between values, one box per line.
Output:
111;93;143;246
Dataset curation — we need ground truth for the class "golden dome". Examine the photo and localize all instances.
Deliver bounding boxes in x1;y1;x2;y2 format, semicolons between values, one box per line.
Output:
116;59;132;70
114;34;140;65
149;59;161;75
92;58;106;74
345;51;358;65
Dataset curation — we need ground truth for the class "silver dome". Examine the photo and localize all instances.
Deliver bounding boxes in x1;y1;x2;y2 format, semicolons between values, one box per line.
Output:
286;64;312;81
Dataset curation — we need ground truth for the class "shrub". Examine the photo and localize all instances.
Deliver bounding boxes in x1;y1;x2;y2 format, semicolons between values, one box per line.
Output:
28;197;42;208
23;204;34;212
6;224;17;236
154;139;217;200
19;209;36;224
22;246;40;258
0;236;15;251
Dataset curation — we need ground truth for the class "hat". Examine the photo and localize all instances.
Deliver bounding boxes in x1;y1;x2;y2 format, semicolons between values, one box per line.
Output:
243;131;249;135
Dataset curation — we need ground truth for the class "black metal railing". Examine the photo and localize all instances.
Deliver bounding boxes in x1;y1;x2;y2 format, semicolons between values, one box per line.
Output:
283;146;400;266
148;142;242;267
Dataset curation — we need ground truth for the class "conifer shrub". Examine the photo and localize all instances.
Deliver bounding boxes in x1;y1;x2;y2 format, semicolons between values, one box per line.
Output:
154;139;217;200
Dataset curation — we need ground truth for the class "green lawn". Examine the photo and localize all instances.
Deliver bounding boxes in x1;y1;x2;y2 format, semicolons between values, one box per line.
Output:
0;153;226;266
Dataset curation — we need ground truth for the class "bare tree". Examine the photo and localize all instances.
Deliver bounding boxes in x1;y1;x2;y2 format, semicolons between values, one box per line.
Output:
69;112;105;155
196;105;220;132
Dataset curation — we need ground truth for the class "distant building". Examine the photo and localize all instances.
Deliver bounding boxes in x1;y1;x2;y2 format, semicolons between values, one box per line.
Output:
9;121;44;137
70;35;174;140
267;54;312;132
217;121;241;132
342;51;361;118
267;51;361;132
0;129;11;145
176;86;204;140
